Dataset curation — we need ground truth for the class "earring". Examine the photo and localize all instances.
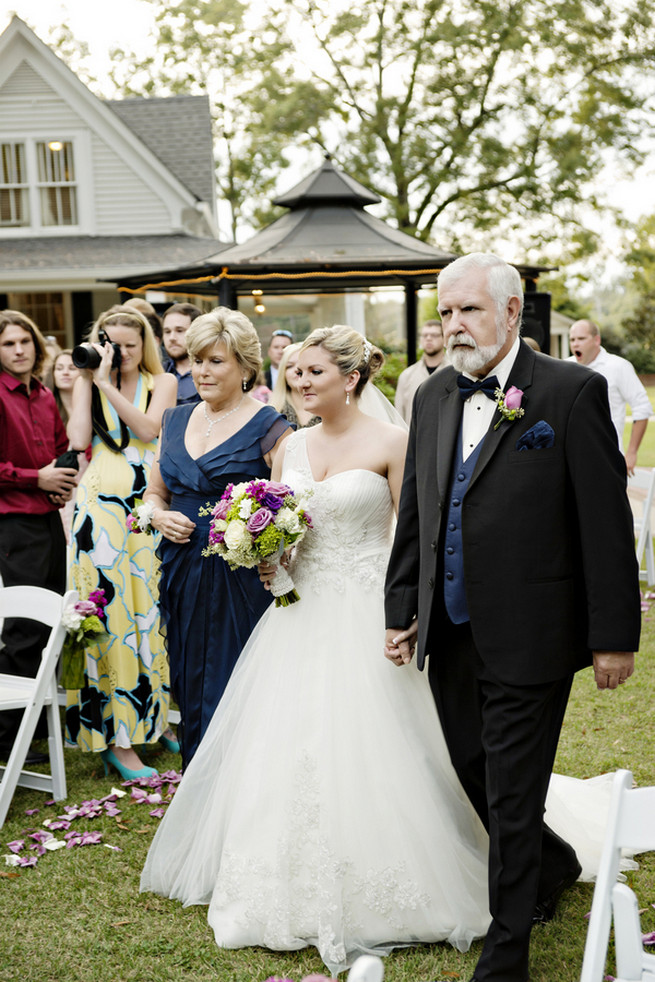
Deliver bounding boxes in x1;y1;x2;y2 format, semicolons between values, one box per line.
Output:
345;391;350;405
242;379;248;392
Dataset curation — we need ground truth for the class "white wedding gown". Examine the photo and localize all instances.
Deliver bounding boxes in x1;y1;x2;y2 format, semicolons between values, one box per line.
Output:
141;428;629;976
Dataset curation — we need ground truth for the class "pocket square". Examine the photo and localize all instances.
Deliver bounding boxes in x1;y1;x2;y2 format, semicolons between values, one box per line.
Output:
516;420;555;451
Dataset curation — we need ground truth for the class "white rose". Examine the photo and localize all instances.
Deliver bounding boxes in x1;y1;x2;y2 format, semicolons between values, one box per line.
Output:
62;608;84;631
275;507;301;536
223;519;249;551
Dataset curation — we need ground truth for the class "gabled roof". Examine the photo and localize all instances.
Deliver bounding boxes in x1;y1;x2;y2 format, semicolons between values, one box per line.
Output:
107;95;216;204
0;16;215;213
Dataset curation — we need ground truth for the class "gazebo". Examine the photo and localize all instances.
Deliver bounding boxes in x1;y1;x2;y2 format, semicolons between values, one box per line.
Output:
115;155;552;361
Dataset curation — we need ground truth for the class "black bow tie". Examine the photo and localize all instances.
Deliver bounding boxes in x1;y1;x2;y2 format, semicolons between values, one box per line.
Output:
456;374;500;401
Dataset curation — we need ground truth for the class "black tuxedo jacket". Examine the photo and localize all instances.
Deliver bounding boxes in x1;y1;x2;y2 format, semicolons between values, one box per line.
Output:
385;341;641;685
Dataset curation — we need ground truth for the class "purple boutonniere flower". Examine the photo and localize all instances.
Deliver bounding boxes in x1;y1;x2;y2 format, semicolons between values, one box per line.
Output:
493;386;525;429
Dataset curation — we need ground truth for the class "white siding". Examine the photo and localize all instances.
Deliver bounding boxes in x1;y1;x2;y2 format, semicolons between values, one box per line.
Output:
91;134;172;234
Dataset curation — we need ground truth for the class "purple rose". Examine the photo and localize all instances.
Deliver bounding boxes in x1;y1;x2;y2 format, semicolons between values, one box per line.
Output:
504;386;523;410
74;600;97;616
246;507;274;536
212;499;230;520
261;491;285;512
265;481;292;498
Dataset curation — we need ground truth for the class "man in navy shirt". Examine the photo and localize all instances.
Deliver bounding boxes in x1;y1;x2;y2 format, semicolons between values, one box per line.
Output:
162;302;202;406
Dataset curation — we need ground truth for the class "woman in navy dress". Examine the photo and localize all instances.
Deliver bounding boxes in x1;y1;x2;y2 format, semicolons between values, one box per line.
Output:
144;308;291;768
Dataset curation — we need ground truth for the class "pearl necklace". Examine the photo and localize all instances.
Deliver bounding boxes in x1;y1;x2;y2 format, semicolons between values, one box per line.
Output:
203;396;244;437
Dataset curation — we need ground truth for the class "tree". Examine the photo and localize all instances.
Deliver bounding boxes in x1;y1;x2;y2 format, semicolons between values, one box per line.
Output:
84;0;655;249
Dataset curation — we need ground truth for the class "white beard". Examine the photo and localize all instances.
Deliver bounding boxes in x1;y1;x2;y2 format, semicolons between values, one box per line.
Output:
447;333;504;375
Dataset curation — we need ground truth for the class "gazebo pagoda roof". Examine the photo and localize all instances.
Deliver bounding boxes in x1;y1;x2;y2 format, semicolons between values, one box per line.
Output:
114;156;552;311
115;157;464;297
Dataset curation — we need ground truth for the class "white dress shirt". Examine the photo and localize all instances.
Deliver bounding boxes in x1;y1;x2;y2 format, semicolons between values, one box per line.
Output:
567;347;652;446
460;337;521;461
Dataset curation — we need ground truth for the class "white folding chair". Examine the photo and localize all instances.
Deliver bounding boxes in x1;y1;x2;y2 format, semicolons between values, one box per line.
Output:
628;469;655;584
580;769;655;982
347;955;384;982
0;586;75;829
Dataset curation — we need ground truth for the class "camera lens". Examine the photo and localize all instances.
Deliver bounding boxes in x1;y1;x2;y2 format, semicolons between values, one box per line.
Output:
71;343;101;370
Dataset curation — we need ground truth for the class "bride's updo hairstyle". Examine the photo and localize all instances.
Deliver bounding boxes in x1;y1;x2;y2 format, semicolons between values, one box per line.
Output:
300;325;384;397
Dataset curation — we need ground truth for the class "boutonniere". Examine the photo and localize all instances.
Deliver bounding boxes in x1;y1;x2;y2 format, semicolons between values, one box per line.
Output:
493;386;525;430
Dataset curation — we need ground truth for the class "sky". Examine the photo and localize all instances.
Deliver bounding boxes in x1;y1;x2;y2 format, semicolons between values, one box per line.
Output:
3;0;655;278
1;0;155;75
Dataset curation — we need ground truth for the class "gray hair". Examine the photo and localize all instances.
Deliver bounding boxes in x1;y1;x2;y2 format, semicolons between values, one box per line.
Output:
438;253;524;327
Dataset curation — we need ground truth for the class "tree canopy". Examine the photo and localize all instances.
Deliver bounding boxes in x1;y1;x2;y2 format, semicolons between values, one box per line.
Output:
72;0;655;251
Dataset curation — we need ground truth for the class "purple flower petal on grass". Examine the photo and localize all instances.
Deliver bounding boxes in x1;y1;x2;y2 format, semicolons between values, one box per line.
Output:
643;932;655;945
8;840;25;853
149;808;166;818
17;856;38;867
24;808;39;816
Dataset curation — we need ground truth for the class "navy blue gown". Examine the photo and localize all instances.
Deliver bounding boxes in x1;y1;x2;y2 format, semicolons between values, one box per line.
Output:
157;404;290;768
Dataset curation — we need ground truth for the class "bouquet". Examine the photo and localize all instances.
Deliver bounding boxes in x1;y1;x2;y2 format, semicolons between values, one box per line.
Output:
200;480;313;607
60;590;109;689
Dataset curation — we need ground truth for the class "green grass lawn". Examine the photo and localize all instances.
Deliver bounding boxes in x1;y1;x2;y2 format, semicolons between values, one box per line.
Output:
3;616;654;982
625;384;655;467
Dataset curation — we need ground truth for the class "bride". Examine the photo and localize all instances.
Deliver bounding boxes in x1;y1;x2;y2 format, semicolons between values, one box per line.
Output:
140;325;623;976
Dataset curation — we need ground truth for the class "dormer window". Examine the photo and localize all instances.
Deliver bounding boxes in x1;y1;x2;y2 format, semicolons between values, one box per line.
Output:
0;139;78;229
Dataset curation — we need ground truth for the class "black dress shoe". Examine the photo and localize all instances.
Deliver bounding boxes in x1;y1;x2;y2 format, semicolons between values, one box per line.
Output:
533;860;583;923
0;745;49;765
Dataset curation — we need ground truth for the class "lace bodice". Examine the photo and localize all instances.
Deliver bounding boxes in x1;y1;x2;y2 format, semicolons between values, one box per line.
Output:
282;429;394;594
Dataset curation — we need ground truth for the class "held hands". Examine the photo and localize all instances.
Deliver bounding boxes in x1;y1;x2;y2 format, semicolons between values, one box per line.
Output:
384;621;418;666
37;460;77;499
151;507;195;544
592;651;635;690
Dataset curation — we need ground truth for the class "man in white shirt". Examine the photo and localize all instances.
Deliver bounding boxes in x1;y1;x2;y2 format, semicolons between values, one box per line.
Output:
569;319;652;475
394;320;446;424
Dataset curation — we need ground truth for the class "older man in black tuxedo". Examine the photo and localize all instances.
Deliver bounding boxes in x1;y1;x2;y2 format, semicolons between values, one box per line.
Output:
384;253;641;982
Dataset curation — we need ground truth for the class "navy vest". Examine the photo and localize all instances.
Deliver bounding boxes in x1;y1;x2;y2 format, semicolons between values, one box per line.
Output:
443;427;484;624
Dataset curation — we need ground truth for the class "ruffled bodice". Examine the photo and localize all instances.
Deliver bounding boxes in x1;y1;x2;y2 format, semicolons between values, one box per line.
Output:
283;429;394;595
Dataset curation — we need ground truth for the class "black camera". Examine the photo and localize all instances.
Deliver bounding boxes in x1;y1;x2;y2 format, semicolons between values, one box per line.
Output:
72;329;122;370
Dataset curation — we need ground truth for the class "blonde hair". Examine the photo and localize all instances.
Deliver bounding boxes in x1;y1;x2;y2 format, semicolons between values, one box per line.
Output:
269;342;302;412
89;306;164;375
185;307;262;391
300;325;383;397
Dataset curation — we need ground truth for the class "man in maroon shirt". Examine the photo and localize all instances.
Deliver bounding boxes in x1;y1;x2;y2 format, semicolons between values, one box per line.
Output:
0;311;78;761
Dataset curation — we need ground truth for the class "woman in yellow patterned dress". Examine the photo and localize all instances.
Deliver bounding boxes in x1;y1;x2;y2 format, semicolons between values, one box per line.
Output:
65;306;177;779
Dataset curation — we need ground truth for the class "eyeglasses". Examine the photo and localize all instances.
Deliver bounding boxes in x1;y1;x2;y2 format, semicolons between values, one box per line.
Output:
271;330;293;340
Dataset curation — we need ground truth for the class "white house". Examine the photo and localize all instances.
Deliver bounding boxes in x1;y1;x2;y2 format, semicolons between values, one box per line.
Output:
0;16;226;345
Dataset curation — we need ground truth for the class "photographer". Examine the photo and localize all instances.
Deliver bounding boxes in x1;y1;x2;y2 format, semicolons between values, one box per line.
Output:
65;305;178;779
